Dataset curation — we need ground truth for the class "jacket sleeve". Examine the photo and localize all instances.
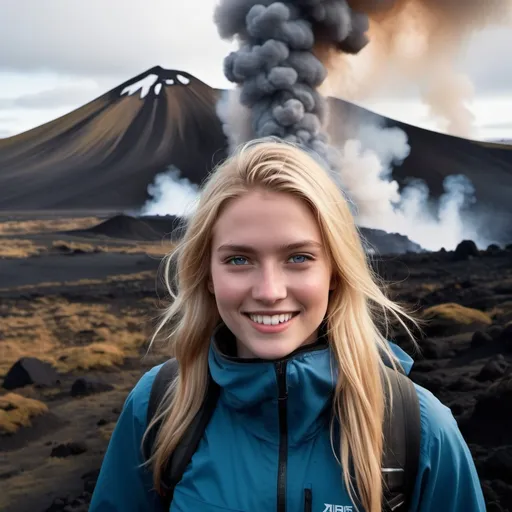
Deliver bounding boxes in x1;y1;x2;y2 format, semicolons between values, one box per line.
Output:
89;365;166;512
409;385;486;512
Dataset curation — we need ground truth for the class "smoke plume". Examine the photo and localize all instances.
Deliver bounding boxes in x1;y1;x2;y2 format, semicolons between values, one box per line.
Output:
214;0;374;172
213;0;512;252
319;0;512;138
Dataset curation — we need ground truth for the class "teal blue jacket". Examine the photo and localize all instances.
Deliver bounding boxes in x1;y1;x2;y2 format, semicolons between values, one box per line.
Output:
89;333;486;511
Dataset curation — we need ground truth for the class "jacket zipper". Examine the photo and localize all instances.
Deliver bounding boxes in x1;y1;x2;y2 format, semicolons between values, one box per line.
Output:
276;361;288;512
304;487;312;512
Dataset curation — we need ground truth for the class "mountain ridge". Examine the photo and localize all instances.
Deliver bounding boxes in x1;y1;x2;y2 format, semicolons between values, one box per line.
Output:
0;65;511;244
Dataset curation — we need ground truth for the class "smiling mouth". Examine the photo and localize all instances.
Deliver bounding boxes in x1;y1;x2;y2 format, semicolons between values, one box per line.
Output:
243;312;299;326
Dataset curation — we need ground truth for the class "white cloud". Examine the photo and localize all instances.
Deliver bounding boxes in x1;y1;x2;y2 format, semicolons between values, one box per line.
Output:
0;0;235;88
0;106;73;135
457;27;512;95
0;84;101;109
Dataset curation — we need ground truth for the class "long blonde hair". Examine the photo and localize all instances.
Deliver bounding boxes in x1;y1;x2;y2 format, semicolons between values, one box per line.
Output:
142;138;420;512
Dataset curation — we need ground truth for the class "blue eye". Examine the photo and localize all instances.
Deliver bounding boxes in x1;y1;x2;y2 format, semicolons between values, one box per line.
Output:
228;256;248;265
289;255;309;263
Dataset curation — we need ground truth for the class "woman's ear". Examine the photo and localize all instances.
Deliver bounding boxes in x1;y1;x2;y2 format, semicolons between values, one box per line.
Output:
207;277;215;295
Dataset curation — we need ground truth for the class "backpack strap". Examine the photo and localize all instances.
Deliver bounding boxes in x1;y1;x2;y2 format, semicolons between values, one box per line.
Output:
143;358;179;462
381;366;421;511
144;358;220;510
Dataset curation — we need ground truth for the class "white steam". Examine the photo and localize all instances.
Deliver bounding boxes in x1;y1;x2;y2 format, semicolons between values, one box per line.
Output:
216;88;254;154
138;127;487;253
139;165;199;217
336;120;483;252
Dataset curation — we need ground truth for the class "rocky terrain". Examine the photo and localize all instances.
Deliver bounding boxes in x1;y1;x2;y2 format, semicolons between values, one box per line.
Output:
0;216;511;511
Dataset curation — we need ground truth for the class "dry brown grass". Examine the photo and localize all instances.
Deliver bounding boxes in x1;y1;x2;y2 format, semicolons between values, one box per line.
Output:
0;217;101;235
0;392;49;434
0;239;46;258
419;283;442;293
0;238;174;259
51;239;174;256
422;303;493;325
51;241;98;253
0;270;157;292
52;342;125;372
0;296;157;376
119;242;174;256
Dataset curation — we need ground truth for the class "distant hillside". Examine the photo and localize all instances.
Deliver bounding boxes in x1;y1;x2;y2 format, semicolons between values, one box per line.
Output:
487;139;512;146
0;65;511;243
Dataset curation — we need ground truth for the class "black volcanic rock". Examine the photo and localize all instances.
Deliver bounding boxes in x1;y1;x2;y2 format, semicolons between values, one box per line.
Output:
82;469;100;494
3;357;61;390
50;441;88;458
482;447;512;481
472;330;494;348
487;244;502;255
476;355;509;382
488;325;505;341
454;240;480;261
500;322;512;348
467;375;512;444
70;377;114;397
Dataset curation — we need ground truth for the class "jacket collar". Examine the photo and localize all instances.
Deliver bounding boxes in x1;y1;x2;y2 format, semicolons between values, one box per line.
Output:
208;323;334;445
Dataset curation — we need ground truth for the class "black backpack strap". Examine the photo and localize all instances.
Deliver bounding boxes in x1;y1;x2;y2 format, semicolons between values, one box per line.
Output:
381;366;422;511
143;358;179;461
144;358;220;509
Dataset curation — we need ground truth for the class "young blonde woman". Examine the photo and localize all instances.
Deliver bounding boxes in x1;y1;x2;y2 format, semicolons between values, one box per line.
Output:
89;139;486;512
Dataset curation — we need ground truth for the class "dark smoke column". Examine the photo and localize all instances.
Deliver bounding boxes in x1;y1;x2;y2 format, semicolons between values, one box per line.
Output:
213;0;371;172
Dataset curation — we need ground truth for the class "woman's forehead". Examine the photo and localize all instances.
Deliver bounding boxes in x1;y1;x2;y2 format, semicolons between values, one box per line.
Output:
211;191;322;246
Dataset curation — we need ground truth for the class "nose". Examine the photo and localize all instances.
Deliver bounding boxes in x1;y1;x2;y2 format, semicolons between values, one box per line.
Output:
252;264;287;303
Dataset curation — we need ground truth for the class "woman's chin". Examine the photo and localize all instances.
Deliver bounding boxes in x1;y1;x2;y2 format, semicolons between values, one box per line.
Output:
238;340;303;361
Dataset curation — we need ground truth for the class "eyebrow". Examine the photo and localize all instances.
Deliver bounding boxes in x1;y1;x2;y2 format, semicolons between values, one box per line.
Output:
217;240;323;253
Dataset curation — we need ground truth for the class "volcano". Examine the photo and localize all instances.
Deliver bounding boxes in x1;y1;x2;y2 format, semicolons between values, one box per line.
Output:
0;65;512;242
0;67;227;212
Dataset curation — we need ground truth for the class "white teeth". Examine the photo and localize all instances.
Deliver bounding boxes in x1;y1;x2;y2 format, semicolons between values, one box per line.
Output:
249;313;294;325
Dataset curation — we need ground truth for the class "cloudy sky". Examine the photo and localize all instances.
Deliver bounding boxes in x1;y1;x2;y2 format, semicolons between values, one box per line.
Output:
0;0;511;141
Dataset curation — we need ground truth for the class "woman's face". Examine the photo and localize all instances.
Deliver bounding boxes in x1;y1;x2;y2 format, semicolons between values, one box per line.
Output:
209;189;334;360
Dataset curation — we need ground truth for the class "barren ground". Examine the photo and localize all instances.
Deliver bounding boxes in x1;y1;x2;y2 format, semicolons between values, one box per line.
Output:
0;215;511;512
